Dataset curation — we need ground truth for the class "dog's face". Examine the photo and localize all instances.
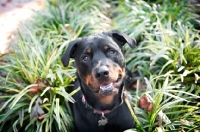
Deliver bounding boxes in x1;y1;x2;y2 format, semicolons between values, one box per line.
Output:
71;36;126;95
62;30;136;96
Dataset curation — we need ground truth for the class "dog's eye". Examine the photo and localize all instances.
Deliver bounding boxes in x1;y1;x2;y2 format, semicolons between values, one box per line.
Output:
82;56;88;61
109;49;115;54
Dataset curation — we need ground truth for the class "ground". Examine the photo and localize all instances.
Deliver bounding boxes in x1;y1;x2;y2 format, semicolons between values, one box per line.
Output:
0;0;44;54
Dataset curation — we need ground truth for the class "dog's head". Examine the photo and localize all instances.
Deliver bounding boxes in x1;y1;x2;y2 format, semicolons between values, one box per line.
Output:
61;30;136;97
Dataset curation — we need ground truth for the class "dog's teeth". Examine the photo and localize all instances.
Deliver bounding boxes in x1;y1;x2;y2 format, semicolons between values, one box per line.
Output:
100;83;113;89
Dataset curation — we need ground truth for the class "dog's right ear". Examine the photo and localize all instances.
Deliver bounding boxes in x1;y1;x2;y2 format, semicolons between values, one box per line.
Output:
106;30;136;49
61;38;81;67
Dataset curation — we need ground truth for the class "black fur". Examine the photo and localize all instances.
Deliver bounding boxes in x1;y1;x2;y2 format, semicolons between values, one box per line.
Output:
61;30;136;132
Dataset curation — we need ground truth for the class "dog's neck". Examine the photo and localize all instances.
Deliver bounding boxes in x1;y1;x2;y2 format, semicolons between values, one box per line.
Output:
78;76;125;110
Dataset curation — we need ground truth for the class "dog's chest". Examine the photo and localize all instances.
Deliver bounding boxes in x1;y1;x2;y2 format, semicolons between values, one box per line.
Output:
73;100;135;132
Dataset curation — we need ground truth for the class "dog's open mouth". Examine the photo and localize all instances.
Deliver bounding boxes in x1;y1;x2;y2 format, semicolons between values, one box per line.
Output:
100;83;113;90
98;76;122;95
99;83;114;95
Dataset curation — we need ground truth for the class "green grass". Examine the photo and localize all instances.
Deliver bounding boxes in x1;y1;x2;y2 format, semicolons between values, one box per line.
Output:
0;30;76;132
0;0;200;131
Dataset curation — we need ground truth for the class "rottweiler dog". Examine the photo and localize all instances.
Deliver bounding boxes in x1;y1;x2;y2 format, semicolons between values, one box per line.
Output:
61;30;136;132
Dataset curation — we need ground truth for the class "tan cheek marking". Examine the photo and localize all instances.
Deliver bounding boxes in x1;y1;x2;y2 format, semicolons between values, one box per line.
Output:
109;66;125;81
84;74;99;90
77;68;99;89
118;67;125;78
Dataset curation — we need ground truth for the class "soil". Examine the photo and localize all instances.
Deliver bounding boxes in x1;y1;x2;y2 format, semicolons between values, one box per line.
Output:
0;0;44;54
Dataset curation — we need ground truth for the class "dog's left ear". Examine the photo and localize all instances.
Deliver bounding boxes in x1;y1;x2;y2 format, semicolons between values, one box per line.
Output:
106;30;136;49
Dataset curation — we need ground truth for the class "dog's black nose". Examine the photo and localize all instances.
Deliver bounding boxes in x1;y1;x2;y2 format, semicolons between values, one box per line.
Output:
95;66;109;80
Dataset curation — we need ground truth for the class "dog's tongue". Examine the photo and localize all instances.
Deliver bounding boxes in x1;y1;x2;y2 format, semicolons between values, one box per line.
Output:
100;83;113;90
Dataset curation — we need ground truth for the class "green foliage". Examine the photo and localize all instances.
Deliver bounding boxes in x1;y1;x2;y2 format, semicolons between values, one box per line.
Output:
0;0;200;131
0;30;76;132
32;0;113;38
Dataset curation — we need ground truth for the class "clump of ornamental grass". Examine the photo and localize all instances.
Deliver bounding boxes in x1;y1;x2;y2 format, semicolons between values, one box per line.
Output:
32;0;113;38
1;0;200;131
0;30;76;132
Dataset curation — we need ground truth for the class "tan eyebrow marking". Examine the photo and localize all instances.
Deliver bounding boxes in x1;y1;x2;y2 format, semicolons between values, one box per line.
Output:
86;48;91;54
104;45;109;50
